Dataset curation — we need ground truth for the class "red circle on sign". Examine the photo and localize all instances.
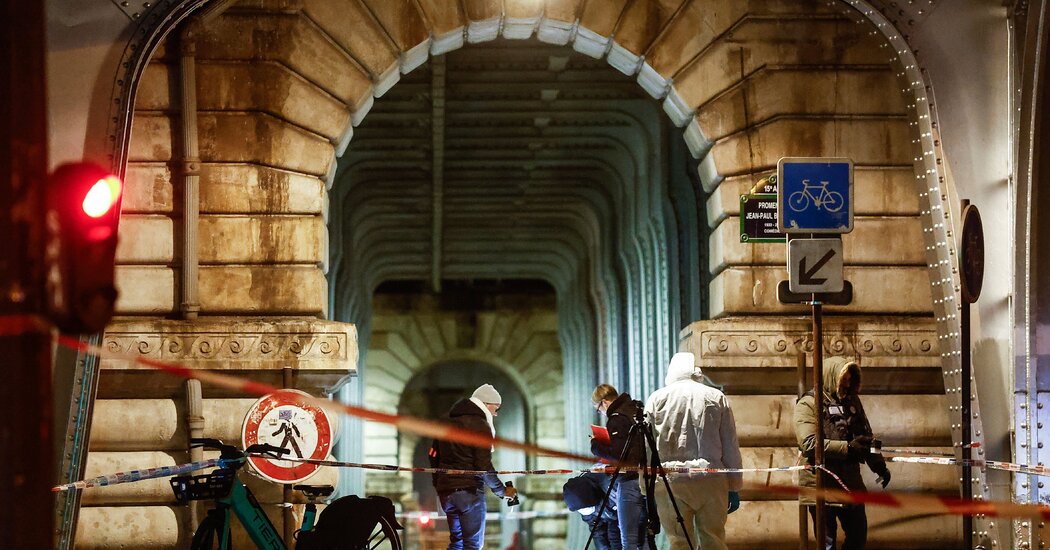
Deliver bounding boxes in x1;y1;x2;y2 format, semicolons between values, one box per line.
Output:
241;390;333;484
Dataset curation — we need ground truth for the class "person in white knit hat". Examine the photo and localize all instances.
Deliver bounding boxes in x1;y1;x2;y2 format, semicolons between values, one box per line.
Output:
430;383;518;549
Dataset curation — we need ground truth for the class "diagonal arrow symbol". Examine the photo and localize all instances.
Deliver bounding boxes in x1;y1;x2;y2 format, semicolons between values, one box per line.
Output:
798;249;836;285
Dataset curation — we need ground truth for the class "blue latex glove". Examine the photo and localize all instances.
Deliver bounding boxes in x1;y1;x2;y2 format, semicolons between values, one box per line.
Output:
727;491;740;514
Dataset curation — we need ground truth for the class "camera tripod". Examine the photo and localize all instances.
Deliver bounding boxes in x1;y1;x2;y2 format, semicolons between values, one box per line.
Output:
584;402;695;550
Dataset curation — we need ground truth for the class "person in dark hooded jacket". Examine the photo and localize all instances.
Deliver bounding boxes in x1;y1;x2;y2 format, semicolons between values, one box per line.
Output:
432;384;517;550
591;384;649;549
794;356;891;550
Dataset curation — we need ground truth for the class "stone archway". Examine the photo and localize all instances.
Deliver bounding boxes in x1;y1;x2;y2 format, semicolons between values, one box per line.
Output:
362;301;564;471
82;0;981;547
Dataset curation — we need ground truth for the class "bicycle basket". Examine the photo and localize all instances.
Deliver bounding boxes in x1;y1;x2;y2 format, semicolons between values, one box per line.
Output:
170;469;235;503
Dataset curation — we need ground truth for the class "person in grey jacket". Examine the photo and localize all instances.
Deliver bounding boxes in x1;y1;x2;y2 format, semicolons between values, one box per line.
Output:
645;352;742;550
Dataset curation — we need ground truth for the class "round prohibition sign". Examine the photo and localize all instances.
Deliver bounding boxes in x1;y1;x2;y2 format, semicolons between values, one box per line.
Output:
242;389;333;484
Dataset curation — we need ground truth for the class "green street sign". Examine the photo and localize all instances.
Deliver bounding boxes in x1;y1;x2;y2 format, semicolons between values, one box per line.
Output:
740;193;785;243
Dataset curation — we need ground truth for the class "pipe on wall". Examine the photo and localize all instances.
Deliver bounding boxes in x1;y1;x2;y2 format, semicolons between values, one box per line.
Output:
184;379;204;530
178;21;201;320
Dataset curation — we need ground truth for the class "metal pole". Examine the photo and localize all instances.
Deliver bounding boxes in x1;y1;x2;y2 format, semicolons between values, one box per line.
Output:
282;366;294;545
0;0;53;547
961;299;973;548
797;351;809;550
813;300;825;550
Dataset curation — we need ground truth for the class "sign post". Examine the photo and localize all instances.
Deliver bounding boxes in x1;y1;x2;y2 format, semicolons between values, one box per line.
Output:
959;201;983;550
776;157;854;550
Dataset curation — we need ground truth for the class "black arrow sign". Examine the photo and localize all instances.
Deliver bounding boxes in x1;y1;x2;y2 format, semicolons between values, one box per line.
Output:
799;249;836;285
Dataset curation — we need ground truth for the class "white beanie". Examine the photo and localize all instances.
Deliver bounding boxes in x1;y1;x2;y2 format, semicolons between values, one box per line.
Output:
471;383;502;405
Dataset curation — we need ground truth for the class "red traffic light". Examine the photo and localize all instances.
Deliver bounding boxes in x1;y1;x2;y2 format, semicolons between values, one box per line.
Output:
83;175;122;218
44;162;123;334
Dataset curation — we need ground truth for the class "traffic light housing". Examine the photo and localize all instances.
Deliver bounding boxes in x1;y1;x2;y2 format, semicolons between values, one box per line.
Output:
44;162;123;334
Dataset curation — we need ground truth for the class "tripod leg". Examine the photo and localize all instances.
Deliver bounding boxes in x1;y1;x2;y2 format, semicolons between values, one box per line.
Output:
642;426;696;550
585;423;644;550
584;469;620;550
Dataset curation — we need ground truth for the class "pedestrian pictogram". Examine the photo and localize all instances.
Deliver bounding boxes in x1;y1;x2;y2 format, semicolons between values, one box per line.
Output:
242;389;333;484
777;157;854;234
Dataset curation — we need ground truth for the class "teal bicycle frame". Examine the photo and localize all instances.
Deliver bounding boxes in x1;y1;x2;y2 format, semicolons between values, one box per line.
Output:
173;438;320;550
206;472;285;550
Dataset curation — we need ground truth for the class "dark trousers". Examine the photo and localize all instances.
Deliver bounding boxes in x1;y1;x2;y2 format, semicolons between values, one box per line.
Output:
440;489;487;550
583;514;623;550
809;504;867;550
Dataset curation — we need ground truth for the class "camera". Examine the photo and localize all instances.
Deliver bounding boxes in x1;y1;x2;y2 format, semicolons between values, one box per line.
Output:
505;481;520;506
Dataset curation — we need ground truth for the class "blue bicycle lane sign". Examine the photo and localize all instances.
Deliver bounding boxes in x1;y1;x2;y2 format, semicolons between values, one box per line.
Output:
776;157;854;234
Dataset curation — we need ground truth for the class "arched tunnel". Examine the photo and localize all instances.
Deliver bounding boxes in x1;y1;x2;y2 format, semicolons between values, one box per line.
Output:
329;44;705;546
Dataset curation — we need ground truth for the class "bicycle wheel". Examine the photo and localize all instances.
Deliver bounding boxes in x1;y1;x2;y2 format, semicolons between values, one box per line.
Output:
823;191;845;212
787;191;809;212
362;516;402;550
191;511;231;550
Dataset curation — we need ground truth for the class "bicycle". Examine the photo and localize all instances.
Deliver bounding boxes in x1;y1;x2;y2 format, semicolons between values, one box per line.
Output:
171;438;402;550
787;179;845;212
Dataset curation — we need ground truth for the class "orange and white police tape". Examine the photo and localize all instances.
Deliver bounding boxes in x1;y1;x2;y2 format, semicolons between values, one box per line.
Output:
247;455;811;477
880;442;980;457
56;335;594;465
50;456;812;492
54;336;1050;520
766;481;1050;520
0;314;51;336
887;455;1050;477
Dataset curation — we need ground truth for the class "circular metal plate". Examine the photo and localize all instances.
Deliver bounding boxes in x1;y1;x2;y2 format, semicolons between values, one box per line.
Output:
960;204;984;303
241;389;333;484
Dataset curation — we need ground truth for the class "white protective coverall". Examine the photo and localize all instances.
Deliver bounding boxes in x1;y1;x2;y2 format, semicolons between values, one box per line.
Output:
645;352;743;550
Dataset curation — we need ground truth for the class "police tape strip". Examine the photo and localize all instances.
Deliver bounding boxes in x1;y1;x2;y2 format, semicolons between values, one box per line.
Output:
766;482;1050;520
250;455;812;477
54;337;1050;519
400;510;572;522
56;336;595;465
50;455;810;493
52;458;220;491
888;455;1050;477
52;455;1050;520
817;465;852;492
879;442;980;457
0;314;51;336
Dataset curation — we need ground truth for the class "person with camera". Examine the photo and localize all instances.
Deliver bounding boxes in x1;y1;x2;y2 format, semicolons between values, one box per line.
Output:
430;384;518;550
794;356;891;550
590;384;650;549
645;352;742;550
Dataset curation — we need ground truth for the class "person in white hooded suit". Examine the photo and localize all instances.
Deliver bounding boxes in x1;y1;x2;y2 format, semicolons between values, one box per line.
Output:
645;352;742;550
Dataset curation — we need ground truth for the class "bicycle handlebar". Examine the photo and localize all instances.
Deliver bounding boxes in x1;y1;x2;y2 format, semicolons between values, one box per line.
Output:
190;437;242;459
244;443;290;459
190;438;290;461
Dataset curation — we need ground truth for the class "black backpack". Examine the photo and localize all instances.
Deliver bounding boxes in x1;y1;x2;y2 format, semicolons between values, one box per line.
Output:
296;495;403;549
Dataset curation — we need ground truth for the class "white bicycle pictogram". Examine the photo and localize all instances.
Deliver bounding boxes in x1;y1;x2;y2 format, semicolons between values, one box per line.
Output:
787;179;845;213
